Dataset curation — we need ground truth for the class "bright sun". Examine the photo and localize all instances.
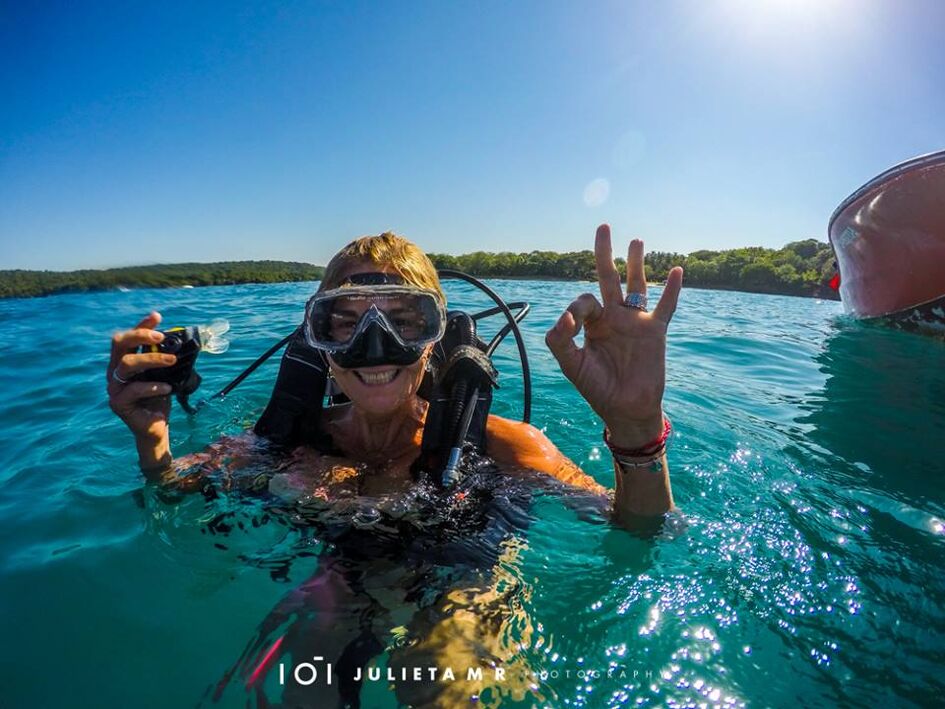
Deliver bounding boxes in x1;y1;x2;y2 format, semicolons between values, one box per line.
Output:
716;0;845;40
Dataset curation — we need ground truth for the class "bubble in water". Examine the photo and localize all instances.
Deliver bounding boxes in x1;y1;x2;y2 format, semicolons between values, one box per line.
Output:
352;507;381;528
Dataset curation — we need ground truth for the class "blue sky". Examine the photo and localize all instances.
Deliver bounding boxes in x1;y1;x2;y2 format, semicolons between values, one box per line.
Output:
2;0;943;271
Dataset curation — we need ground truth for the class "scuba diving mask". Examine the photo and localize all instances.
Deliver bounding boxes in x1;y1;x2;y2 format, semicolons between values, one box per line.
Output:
303;276;447;368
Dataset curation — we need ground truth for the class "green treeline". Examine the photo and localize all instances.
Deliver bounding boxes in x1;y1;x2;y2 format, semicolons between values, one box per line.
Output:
2;240;839;300
0;261;325;299
429;238;839;299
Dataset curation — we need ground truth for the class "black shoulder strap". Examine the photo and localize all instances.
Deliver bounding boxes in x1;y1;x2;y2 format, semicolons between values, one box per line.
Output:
254;327;333;450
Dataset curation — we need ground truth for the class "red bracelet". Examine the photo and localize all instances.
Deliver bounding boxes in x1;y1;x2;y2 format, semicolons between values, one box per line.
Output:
603;416;672;458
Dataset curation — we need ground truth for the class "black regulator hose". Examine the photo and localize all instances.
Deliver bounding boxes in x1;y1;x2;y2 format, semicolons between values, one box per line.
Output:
469;301;531;357
437;270;532;424
442;386;480;487
207;328;298;403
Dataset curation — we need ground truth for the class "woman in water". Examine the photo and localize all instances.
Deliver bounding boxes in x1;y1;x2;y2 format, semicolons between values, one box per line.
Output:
106;224;684;706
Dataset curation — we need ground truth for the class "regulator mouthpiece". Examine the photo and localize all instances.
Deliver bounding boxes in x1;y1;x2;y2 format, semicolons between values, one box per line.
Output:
197;319;230;354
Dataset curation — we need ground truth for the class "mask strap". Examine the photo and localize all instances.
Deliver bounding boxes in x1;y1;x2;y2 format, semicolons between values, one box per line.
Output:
343;272;406;286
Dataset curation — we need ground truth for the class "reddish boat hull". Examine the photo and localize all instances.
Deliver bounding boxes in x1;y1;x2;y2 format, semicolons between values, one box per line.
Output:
828;150;945;332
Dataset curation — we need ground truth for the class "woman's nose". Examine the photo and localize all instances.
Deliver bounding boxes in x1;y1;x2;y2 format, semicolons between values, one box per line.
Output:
364;324;386;360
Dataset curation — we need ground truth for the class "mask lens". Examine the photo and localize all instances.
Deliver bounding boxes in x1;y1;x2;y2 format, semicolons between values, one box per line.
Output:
326;296;363;344
380;294;432;341
305;286;444;351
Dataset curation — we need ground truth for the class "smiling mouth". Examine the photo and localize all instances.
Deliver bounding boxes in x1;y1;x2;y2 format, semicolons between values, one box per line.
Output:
354;368;401;386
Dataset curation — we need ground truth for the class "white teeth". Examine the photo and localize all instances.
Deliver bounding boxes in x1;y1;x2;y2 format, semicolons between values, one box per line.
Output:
358;369;398;385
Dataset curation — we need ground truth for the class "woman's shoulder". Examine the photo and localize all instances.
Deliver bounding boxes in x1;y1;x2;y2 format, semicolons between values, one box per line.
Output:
485;415;561;469
486;414;545;439
485;415;608;495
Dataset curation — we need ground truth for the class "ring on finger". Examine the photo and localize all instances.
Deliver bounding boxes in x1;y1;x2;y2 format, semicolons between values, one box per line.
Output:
112;368;131;385
625;292;648;311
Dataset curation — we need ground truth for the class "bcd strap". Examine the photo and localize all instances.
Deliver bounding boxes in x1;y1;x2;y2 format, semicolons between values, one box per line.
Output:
253;327;331;449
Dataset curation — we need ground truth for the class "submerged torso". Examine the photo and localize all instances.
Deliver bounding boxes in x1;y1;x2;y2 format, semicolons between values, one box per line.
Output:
278;450;533;571
182;424;535;578
169;397;607;584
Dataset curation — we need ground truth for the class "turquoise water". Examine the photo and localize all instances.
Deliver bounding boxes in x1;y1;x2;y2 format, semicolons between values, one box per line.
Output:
1;280;944;708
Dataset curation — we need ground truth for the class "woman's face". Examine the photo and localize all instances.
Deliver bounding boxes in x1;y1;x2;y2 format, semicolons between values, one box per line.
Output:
326;261;434;419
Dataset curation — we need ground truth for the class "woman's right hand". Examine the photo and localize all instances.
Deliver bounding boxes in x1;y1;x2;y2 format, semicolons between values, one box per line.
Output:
106;312;177;446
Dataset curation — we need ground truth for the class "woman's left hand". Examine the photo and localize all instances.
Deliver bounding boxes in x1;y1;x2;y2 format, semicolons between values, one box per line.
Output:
545;224;683;448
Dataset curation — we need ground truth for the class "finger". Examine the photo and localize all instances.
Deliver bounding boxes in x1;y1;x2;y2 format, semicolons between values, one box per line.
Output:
115;352;177;380
110;381;173;407
135;311;162;330
545;310;583;381
626;239;646;294
108;312;163;371
567;292;604;329
594;224;623;307
546;294;602;378
652;266;684;325
111;328;165;357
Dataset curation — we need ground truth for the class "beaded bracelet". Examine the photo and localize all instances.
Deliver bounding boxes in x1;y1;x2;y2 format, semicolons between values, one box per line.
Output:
603;416;671;471
611;448;666;470
603;416;672;457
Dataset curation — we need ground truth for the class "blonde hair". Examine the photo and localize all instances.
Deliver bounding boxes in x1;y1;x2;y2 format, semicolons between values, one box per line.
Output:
319;231;445;301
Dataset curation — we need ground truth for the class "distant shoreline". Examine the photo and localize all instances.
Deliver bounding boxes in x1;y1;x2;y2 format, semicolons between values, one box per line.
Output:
0;260;325;300
1;240;841;302
0;271;839;303
426;241;840;301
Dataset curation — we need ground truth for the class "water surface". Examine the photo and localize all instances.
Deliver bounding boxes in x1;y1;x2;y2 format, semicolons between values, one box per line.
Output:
0;280;943;707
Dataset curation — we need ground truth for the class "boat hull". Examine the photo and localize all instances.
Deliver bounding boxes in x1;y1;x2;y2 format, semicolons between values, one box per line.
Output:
828;150;945;332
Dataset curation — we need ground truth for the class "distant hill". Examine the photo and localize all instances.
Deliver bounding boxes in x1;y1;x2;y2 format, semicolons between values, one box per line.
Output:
2;240;840;301
0;261;325;299
429;238;840;300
